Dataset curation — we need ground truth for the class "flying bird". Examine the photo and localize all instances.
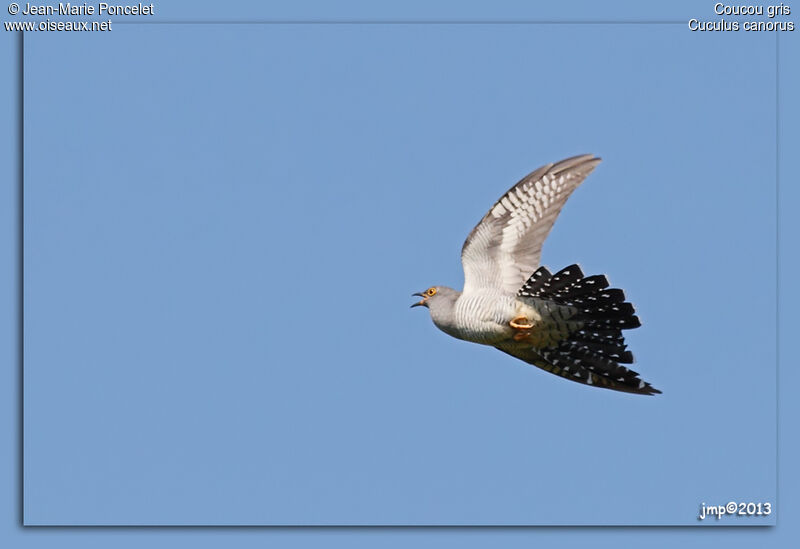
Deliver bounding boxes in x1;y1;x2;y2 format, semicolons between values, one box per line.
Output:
411;154;660;395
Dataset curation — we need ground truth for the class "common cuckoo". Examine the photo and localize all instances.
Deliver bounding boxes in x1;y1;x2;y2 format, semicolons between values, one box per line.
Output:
411;154;660;395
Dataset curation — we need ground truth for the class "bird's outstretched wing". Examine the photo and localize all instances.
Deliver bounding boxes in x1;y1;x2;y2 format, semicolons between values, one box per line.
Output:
494;343;660;395
461;155;601;295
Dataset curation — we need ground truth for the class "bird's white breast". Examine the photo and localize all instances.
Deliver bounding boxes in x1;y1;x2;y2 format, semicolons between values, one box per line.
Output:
447;292;519;345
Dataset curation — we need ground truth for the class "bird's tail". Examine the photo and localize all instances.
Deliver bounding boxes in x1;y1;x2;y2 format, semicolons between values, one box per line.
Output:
518;264;660;395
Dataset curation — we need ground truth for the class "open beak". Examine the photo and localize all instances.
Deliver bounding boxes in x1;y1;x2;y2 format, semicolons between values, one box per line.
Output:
410;292;426;308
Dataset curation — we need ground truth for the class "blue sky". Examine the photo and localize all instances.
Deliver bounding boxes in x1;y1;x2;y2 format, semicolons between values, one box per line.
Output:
2;0;799;547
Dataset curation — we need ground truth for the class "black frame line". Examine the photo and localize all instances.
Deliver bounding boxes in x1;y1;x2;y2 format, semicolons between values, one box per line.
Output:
14;22;781;528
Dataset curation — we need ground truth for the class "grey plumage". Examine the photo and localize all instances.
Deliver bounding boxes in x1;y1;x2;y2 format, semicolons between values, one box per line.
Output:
412;155;660;395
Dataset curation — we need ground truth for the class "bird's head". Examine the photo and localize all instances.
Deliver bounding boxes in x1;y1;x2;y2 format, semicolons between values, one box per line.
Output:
410;286;439;309
410;286;458;311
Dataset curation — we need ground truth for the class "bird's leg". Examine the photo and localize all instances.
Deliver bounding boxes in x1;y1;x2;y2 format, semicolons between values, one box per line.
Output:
510;316;533;329
510;316;534;341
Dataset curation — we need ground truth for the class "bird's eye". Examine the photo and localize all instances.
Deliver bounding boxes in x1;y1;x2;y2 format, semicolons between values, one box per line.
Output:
427;288;437;297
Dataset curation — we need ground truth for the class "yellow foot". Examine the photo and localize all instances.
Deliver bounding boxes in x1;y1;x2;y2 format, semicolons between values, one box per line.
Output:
510;316;534;341
509;316;533;330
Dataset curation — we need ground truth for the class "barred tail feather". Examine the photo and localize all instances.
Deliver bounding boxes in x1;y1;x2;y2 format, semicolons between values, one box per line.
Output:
515;264;660;395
